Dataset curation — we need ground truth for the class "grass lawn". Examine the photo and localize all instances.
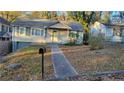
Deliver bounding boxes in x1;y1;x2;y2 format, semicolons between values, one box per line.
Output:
0;44;54;81
60;44;124;76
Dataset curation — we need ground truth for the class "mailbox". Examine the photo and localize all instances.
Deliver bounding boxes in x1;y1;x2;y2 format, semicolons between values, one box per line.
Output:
39;47;46;54
39;47;46;79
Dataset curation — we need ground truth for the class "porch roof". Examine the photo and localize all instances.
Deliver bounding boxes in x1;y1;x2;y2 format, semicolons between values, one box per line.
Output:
68;22;83;32
49;22;71;30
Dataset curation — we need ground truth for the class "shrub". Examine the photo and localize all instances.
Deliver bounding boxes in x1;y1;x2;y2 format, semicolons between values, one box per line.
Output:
88;34;105;50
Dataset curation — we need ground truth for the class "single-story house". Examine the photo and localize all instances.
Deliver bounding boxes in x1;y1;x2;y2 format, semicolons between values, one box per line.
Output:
103;23;124;43
90;21;124;43
11;19;83;51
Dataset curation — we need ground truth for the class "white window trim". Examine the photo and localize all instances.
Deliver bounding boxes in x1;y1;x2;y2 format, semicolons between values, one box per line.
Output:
31;28;36;36
19;27;26;36
40;29;45;36
35;28;41;36
25;27;31;36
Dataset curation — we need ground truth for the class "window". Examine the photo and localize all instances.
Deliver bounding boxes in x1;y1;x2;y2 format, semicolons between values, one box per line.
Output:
35;29;41;36
32;28;35;36
2;37;5;41
15;26;19;35
41;29;44;36
9;27;12;32
20;27;25;35
26;27;31;36
6;38;10;41
4;25;7;32
1;25;4;31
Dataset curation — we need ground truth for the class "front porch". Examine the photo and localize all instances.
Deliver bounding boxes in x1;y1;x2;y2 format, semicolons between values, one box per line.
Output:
45;22;71;44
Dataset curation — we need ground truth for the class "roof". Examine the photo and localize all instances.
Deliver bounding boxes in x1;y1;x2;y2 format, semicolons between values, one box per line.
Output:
0;17;10;25
103;23;124;27
49;22;71;30
11;19;59;29
11;19;84;31
68;22;83;32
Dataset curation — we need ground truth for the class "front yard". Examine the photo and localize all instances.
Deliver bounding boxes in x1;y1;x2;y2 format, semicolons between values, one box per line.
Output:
60;44;124;77
1;42;124;81
0;44;54;81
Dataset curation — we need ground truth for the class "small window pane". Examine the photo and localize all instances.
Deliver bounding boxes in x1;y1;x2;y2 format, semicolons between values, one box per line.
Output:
41;29;44;36
9;27;12;32
20;27;25;34
26;27;31;36
35;29;40;36
2;25;4;31
15;26;19;35
32;28;35;35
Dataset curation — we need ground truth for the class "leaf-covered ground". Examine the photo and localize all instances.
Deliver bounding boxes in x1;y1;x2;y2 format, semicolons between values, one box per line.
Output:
60;44;124;76
0;44;54;81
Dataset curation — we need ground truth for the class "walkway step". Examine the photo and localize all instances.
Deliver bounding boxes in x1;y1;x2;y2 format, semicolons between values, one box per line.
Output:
51;44;78;78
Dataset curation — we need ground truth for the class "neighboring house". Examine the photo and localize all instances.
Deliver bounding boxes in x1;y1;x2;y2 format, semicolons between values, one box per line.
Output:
90;21;107;37
90;21;124;43
11;19;83;51
0;17;12;56
104;23;124;43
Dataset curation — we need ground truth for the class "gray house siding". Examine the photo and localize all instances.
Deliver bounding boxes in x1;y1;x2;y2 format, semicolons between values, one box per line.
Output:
12;41;32;52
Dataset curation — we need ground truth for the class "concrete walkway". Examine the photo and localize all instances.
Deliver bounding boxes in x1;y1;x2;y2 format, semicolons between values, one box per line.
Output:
51;44;78;79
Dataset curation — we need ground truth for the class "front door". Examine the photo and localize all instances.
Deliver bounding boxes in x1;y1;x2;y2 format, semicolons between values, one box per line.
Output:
52;31;58;43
